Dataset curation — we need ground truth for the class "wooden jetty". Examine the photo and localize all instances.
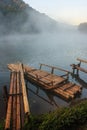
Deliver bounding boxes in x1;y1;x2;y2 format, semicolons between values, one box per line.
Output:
71;58;87;75
5;63;30;130
8;63;82;101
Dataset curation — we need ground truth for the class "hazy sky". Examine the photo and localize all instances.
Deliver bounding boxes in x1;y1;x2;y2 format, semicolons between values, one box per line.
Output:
24;0;87;25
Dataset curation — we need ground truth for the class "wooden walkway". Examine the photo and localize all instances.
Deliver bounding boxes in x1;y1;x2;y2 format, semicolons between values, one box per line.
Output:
8;63;82;101
5;63;30;130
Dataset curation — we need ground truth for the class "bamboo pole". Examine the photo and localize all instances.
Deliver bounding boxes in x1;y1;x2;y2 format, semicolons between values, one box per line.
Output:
77;58;87;64
5;72;14;130
16;72;21;130
12;72;17;130
19;63;30;116
39;63;71;73
20;80;25;128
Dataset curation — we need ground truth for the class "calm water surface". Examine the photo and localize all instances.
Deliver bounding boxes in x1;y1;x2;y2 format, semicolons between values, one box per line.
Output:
0;30;87;118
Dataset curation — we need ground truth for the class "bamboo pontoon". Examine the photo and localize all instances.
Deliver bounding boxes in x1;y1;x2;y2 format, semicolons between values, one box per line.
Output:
8;63;82;101
5;63;30;130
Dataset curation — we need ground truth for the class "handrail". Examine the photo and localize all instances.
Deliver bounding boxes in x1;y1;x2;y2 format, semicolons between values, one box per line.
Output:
39;63;71;74
77;58;87;64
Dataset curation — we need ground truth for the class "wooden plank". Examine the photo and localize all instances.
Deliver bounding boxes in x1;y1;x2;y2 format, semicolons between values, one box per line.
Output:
45;79;68;90
59;83;75;95
5;72;14;130
69;85;81;93
63;83;75;91
77;58;87;64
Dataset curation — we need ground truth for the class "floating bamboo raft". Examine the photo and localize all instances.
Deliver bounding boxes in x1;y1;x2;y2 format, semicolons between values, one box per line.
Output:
5;63;30;130
8;63;82;101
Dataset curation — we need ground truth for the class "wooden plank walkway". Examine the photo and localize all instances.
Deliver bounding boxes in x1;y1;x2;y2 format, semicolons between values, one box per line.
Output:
8;63;82;101
5;63;30;130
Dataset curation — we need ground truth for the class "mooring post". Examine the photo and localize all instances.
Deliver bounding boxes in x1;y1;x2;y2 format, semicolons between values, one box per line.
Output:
72;64;75;75
3;85;8;113
26;80;29;96
76;62;81;76
67;72;69;80
51;67;54;74
39;64;42;70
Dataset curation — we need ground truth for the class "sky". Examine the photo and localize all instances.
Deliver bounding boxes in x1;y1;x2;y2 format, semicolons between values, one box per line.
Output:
24;0;87;25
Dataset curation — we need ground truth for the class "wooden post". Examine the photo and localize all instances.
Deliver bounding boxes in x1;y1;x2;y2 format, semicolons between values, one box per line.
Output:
3;85;8;102
39;64;42;70
51;67;54;74
66;72;69;80
3;85;8;114
73;68;75;74
36;87;39;94
77;62;81;76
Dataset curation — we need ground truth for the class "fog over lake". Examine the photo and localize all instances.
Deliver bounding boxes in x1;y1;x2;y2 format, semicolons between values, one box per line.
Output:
0;29;87;116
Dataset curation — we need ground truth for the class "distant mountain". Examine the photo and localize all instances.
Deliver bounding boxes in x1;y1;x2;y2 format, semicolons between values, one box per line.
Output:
0;0;27;12
78;22;87;33
0;0;60;35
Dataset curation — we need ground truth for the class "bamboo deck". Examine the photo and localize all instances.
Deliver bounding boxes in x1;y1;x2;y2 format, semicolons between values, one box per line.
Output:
8;63;82;101
24;65;82;101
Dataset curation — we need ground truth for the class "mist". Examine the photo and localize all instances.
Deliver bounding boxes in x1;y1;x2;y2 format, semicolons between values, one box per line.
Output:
0;3;86;71
0;2;87;118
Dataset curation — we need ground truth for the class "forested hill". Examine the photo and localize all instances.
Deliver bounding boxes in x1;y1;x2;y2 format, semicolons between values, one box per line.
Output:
0;0;59;34
0;0;28;12
78;22;87;33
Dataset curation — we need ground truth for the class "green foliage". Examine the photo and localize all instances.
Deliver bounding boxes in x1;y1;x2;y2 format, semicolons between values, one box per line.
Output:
23;100;87;130
0;120;5;130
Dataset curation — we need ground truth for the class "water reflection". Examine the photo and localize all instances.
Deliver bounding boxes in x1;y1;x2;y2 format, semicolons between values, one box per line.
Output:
71;74;87;89
0;31;87;116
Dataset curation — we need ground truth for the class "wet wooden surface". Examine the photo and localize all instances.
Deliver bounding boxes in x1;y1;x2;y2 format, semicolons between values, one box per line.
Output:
5;63;30;130
8;63;82;101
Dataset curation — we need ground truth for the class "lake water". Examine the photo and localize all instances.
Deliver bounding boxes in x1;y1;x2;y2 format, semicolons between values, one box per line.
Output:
0;30;87;118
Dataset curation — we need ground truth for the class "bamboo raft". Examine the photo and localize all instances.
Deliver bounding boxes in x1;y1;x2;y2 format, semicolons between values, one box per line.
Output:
5;63;30;130
8;63;82;101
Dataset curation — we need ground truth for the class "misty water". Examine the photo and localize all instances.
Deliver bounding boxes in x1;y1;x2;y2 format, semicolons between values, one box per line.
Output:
0;30;87;118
